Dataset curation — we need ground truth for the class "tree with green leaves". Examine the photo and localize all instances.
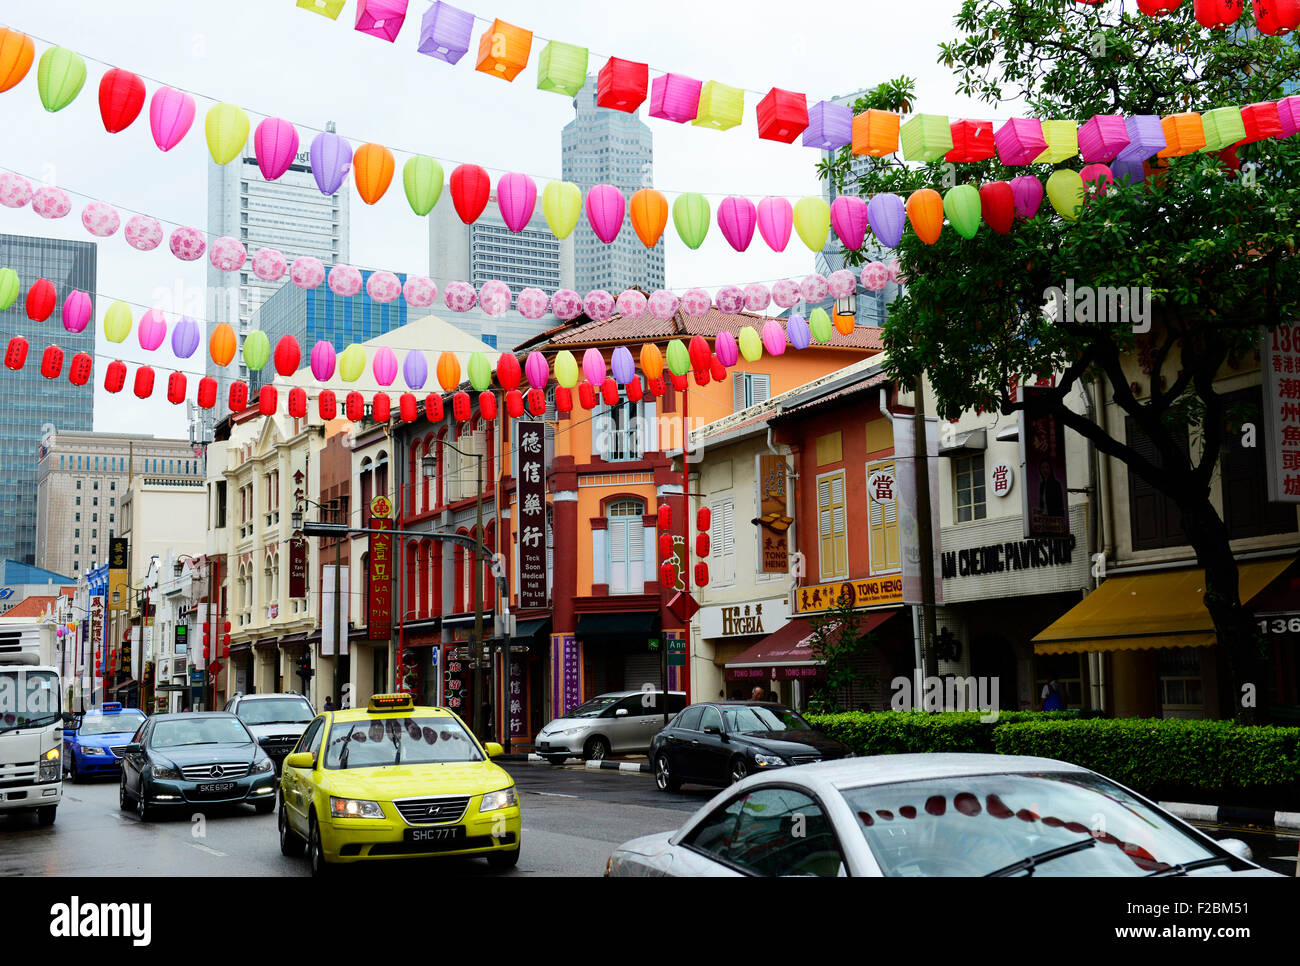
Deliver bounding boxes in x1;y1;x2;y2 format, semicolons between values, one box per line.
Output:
819;1;1300;723
807;589;878;713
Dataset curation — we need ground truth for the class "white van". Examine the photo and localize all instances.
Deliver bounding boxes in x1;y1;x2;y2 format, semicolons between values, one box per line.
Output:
0;620;63;825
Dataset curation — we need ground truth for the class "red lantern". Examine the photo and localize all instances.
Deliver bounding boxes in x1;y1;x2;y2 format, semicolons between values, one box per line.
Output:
258;384;277;416
318;388;337;420
693;368;711;387
400;392;418;422
98;68;146;134
647;376;665;398
68;352;92;386
694;561;709;587
669;372;688;392
229;381;248;412
452;390;472;421
946;119;995;162
554;386;572;412
104;359;126;393
288;386;307;418
601;377;619;406
696;532;710;557
578;381;597;410
133;365;155;399
372;392;390;422
659;562;676;587
504;389;525;418
756;87;809;144
274;335;301;377
626;377;643;402
479;391;497;421
449;163;491;224
657;503;672;530
346;391;365;422
167;371;186;404
496;353;521;391
424;393;444;422
658;533;673;559
1194;0;1243;28
688;335;711;371
1136;0;1182;12
40;345;63;379
527;387;546;416
1240;102;1283;142
979;181;1016;235
596;56;649;113
197;376;217;409
1254;0;1300;34
25;279;56;322
709;355;726;383
697;506;711;532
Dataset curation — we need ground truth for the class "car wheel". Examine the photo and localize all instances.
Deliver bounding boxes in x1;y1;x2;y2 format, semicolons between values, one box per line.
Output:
545;755;568;767
486;847;520;872
254;798;275;815
309;812;331;877
729;756;749;785
583;736;609;762
136;782;154;822
279;797;305;857
119;772;133;811
650;754;681;795
36;805;57;826
68;754;79;784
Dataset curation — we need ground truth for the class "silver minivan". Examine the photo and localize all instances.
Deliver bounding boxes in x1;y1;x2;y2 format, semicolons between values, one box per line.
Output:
536;690;687;764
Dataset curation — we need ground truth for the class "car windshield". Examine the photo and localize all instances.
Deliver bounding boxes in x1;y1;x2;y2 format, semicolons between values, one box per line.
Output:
0;669;60;733
721;705;813;733
323;716;484;769
152;717;252;748
236;697;314;725
842;771;1229;877
80;712;146;736
563;696;621;719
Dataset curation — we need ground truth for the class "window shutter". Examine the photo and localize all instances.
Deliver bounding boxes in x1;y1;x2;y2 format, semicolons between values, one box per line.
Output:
627;517;645;588
733;374;746;412
722;500;736;584
751;374;770;405
608;517;627;593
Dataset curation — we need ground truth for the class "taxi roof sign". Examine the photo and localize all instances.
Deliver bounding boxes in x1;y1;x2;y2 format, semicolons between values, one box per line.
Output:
102;702;122;713
368;693;414;713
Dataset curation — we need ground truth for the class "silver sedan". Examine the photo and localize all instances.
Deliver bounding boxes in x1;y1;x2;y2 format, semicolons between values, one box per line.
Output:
606;753;1275;877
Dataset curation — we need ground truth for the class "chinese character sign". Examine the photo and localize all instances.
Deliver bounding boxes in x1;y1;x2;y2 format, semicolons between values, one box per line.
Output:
758;454;790;574
288;538;308;598
443;645;468;711
369;513;393;640
517;421;549;609
1263;324;1300;503
508;658;526;740
989;461;1014;499
550;633;581;716
1018;387;1070;538
108;537;128;612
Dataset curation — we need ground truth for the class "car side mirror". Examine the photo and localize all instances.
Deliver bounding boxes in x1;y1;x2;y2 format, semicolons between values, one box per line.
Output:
61;713;77;728
122;743;142;755
283;751;315;770
1217;838;1253;862
615;708;628;717
484;742;505;759
702;726;720;736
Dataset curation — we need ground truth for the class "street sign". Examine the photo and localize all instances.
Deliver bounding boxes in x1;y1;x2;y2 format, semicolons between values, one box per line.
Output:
667;637;686;667
648;637;660;651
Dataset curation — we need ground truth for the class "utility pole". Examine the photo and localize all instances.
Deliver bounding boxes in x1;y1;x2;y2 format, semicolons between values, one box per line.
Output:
473;447;486;740
332;497;343;709
913;376;939;681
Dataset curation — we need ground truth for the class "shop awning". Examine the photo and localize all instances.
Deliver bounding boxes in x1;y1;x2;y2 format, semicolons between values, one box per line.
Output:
1032;557;1294;655
727;609;900;669
576;612;659;637
513;617;550;640
279;633;308;647
254;638;279;652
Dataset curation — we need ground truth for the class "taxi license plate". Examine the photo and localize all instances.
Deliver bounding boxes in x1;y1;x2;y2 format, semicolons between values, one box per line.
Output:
404;826;466;844
197;781;237;794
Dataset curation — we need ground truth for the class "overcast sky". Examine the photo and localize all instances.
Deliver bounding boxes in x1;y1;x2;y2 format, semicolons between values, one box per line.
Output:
0;0;993;438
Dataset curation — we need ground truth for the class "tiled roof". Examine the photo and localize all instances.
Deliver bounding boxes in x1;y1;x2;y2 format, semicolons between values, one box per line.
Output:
772;372;893;419
3;596;57;618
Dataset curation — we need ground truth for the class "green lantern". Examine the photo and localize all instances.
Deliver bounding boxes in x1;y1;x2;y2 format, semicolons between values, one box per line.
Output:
338;344;366;382
37;46;86;113
243;330;270;371
536;40;588;96
467;351;492;391
542;181;582;239
737;326;763;362
692;81;744;131
899;114;953;162
665;339;690;376
943;184;981;240
1033;120;1078;164
554;350;580;388
1200;107;1246;153
403;156;444;216
0;268;19;311
1046;169;1085;222
807;308;833;344
104;301;132;343
673;193;710;250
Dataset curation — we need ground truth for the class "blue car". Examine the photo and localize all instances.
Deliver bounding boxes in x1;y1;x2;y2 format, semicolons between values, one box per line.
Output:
63;702;147;782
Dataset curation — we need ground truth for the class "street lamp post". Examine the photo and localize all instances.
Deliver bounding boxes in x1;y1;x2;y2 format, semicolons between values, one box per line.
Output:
294;496;343;709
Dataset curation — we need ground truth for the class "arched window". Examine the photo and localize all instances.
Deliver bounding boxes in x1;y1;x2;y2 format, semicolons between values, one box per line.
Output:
435;428;447;508
360;551;370;626
606;499;646;594
374;450;389;501
407;447;419;517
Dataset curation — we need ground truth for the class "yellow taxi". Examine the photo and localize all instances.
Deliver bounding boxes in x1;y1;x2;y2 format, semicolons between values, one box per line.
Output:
277;694;521;875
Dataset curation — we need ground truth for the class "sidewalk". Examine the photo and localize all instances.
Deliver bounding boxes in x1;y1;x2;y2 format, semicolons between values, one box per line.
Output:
1159;801;1300;832
499;753;651;774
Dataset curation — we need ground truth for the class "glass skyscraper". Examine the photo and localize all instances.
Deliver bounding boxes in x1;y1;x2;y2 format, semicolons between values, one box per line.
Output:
0;233;96;565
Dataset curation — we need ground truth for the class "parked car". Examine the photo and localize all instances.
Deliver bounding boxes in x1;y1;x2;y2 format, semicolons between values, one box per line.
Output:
118;711;278;820
223;692;315;773
62;702;146;781
649;701;852;791
535;690;686;764
607;753;1276;877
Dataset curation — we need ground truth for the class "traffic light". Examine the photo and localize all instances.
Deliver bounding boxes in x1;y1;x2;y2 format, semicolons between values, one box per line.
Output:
296;652;314;680
202;621;211;663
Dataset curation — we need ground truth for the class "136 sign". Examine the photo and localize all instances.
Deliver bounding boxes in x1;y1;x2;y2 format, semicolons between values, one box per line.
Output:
1258;615;1300;635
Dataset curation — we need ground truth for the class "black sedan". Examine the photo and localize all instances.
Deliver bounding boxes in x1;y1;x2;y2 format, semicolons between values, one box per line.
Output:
650;702;852;792
118;712;278;820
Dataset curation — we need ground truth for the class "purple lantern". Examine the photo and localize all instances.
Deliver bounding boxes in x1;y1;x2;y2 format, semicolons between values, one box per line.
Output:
310;132;352;196
867;193;905;249
524;351;549;390
373;346;399;386
611;346;636;385
418;0;474;65
1111;159;1146;186
355;0;408;42
1115;116;1166;163
714;330;739;368
648;73;703;123
1010;175;1044;220
802;100;852;150
995;118;1048;165
1078;114;1130;163
786;314;811;351
172;316;201;358
310;340;336;382
403;349;428;390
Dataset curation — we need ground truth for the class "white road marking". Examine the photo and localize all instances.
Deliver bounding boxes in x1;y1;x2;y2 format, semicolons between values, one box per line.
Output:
189;843;226;857
529;791;578;799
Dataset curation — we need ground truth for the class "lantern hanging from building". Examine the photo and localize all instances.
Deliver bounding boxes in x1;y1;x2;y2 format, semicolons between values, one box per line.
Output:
830;195;869;251
1253;0;1300;33
495;352;521;391
537;40;588;96
505;389;525;418
640;343;664;380
495;172;537;232
943;184;982;240
26;278;56;322
197;376;217;409
694;562;709;588
687;336;711;372
756;87;808;143
1136;0;1182;13
372;392;391;422
436;352;461;393
68;352;92;386
693;367;711;387
477;391;497;421
802;99;852;150
647;376;665;398
979;181;1016;235
586;184;626;244
626;377;643;403
552;350;578;389
274;335;302;377
353;143;395;205
659;533;674;559
288;386;307;418
317;388;337;419
338;344;366;382
373;345;399;386
0;268;18;310
166;371;186;404
228;381;249;412
253;117;298;181
696;532;710;558
754;196;793;253
424;393;444;422
554;386;572;412
309;340;336;382
616;289;648;319
906;189;944;244
577;381;597;410
737;326;763;362
40;345;63;379
524;351;549;390
793;197;830;252
450;163;491;223
205;103;250;165
104;359;126;393
717;196;757;252
659;563;676;587
418;1;474;63
397;348;425;391
628;188;668;248
149;86;195;152
664;339;689;377
399;392;418;422
243;330;271;372
714;331;739;367
103;300;134;343
541;180;581;239
449;390;470;421
475;18;533;81
133;365;155;399
601;377;619;406
649;72;702;123
786;314;811;351
0;28;35;94
346;391;366;422
527;388;546;416
597;56;648;111
611;346;636;385
709;354;726;383
36;46;86;112
136;308;167;351
672;193;710;250
657;503;672;531
170;315;200;358
310;131;352;196
402;156;444;216
98;68;145;134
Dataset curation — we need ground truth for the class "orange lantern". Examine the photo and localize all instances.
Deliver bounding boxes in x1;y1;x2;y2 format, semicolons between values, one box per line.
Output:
639;343;664;380
833;312;855;336
852;109;900;157
629;188;669;248
1157;113;1205;157
475;18;532;81
0;28;35;93
906;188;944;245
209;322;237;367
436;351;461;392
353;142;395;205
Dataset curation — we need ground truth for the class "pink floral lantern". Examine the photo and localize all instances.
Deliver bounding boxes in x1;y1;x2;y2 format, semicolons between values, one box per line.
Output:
402;275;437;307
615;289;647;318
827;269;857;299
169;227;207;261
251;248;287;282
800;274;829;303
714;285;745;314
81;201;120;237
209;236;247;272
648;290;679;320
125;215;163;251
517;287;549;318
328;266;363;297
681;289;711;316
32;187;71;219
743;283;771;313
291;256;326;289
479;279;512;316
772;279;801;309
887;259;903;283
443;280;477;312
137;309;167;351
366;270;402;303
861;261;890;291
0;173;34;208
584;289;616;321
551;288;582;320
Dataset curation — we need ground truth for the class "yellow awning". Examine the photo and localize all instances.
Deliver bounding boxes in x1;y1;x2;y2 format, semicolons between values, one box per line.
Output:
1032;558;1294;656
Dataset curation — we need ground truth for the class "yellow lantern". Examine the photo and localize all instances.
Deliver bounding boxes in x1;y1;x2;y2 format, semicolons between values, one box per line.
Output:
205;103;250;165
793;197;830;253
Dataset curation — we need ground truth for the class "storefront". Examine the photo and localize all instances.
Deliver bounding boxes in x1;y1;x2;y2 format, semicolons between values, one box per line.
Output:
574;610;662;697
499;618;548;753
699;596;791;702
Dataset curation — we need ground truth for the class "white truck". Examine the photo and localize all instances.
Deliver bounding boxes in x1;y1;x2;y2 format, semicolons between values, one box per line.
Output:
0;618;64;825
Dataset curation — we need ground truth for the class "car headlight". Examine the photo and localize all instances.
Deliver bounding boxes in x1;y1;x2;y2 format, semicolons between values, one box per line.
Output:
753;753;787;767
330;796;386;819
250;758;274;774
556;726;588;736
152;761;181;780
479;786;518;812
82;746;105;756
39;756;61;782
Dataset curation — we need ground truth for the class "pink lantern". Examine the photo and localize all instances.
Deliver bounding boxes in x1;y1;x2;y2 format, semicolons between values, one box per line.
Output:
772;279;801;308
291;256;326;289
714;285;745;314
756;197;793;252
827;269;857;299
62;290;92;334
830;196;869;251
373;346;399;385
1010;175;1045;220
124;215;163;251
1080;163;1114;196
137;309;167;351
761;319;787;356
800;274;829;303
518;287;549;318
524;351;549;390
743;283;771;313
328;266;363;297
715;330;739;367
497;172;538;232
582;347;607;385
209;236;247;272
551;289;582;320
616;289;647;318
585;184;626;244
402;276;437;307
479;280;512;316
310;340;336;381
443;280;477;312
584;290;615;321
254;117;299;181
80;201;120;237
648;73;702;123
251;248;287;282
32;187;71;219
681;289;711;316
366;270;402;303
887;259;903;283
1078;114;1130;163
149;87;196;152
169;227;207;261
861;261;890;291
995;118;1048;165
648;290;679;320
0;173;33;208
717;196;757;252
355;0;409;41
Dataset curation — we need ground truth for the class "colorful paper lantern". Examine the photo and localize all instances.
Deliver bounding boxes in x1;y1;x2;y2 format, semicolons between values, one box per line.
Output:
1034;121;1079;164
103;301;132;342
205;103;250;165
649;73;702;123
310;132;352;195
771;279;801;309
1194;0;1243;28
436;351;462;392
665;340;690;377
288;386;307;418
104;359;126;393
1200;107;1246;152
401;156;444;216
694;561;710;588
318;389;337;420
36;47;86;112
1116;115;1166;162
827;270;857;300
673;193;710;249
366;271;402;304
744;283;771;313
1137;0;1182;13
629;188;668;248
24;280;55;323
830;196;869;251
399;393;418;422
339;344;366;383
166;371;186;404
979;181;1016;235
800;274;829;303
616;289;648;318
1239;102;1283;143
681;289;711;316
479;279;511;316
31;187;70;219
133;366;155;400
1253;0;1300;33
210;323;237;367
403;349;428;389
1046;169;1085;221
0;173;32;209
694;367;711;387
808;308;833;343
1079;114;1130;162
347;391;366;422
424;393;443;422
715;285;745;314
272;335;301;377
1010;175;1044;220
355;0;409;41
450;164;491;224
737;327;762;363
687;336;711;372
597;57;649;112
525;351;549;390
172;316;200;358
69;353;92;387
786;314;811;351
61;290;92;334
527;387;546;416
0;269;18;312
254;117;299;181
659;563;675;586
149;87;195;152
537;40;588;96
1277;96;1300;138
803;100;852;150
1080;163;1114;196
752;196;792;253
536;181;581;241
418;1;474;63
125;215;163;251
196;375;217;409
709;355;726;384
310;340;336;381
1158;113;1206;157
943;184;982;240
353;143;395;205
210;236;247;273
243;330;271;371
757;88;808;143
584;290;615;321
601;377;619;406
577;381;597;410
551;289;582;320
40;345;63;379
488;172;536;233
0;28;35;94
717;196;757;252
906;189;944;244
850;109;901;158
860;262;890;292
626;378;643;403
328;265;363;298
693;80;744;130
900;114;953;162
299;0;346;17
867;193;906;249
793;197;830;252
505;389;525;418
608;346;635;386
7;337;29;371
475;18;533;81
640;343;664;380
946;119;994;162
995;118;1048;165
648;290;679;320
98;68;145;134
467;351;492;391
586;184;626;244
494;352;521;392
478;391;497;421
137;309;167;351
579;347;605;386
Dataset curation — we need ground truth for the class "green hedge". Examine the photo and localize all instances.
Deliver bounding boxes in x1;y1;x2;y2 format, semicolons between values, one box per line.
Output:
805;710;1082;756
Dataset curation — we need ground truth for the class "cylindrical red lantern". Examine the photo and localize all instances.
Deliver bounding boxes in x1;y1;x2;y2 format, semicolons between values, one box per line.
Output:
554;386;572;412
1136;0;1182;14
274;335;301;377
669;372;689;392
196;376;217;409
288;386;307;418
693;368;711;387
452;390;472;422
626;377;643;403
601;376;619;406
1194;0;1242;28
318;388;337;420
496;353;521;391
346;391;365;422
167;371;187;404
694;561;709;587
229;381;249;412
1253;0;1300;33
68;352;92;386
104;359;126;393
709;355;726;383
696;532;710;557
527;388;546;416
647;376;665;398
98;68;146;134
688;335;711;371
657;503;672;531
479;391;497;421
578;381;597;410
371;392;391;423
505;389;525;418
424;393;444;422
697;506;711;532
658;533;673;559
258;384;277;416
40;345;63;379
659;562;676;587
400;392;418;422
25;279;56;322
133;365;155;399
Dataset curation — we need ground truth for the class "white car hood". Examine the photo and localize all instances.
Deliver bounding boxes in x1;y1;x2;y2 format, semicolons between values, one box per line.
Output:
615;831;675;857
538;717;594;736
